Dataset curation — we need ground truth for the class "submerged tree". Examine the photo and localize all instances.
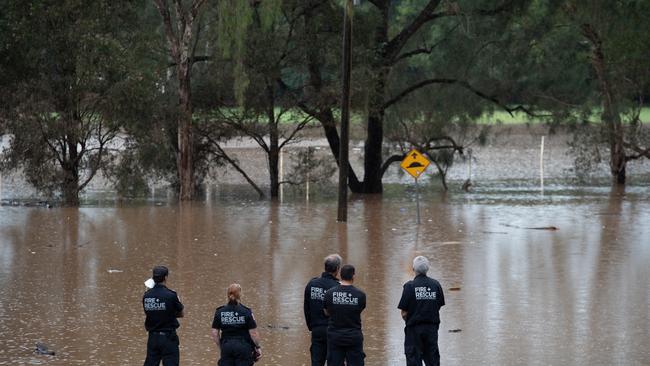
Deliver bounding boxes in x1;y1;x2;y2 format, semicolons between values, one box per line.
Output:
152;0;209;200
562;0;650;184
0;0;152;205
503;0;650;184
285;0;536;194
203;0;317;198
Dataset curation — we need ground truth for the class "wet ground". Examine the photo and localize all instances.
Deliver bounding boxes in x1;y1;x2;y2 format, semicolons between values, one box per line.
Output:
1;184;649;365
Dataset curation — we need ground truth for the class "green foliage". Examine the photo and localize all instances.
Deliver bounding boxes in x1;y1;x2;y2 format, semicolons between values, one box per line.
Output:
0;0;157;203
286;147;337;186
217;0;256;104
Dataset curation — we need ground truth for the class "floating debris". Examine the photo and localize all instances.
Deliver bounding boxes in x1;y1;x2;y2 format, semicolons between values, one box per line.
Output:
35;342;55;355
502;224;558;231
266;324;290;330
107;269;124;273
448;329;462;333
448;287;461;291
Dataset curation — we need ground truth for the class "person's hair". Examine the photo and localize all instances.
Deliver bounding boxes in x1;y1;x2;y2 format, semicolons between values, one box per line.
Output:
324;254;342;273
153;275;166;283
227;283;242;305
413;256;430;275
152;266;169;284
340;264;355;281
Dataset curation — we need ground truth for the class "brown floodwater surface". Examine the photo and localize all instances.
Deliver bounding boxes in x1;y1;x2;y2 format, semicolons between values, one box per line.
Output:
1;185;649;365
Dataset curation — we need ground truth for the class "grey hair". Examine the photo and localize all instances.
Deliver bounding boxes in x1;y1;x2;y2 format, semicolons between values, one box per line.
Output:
324;254;342;273
413;256;430;275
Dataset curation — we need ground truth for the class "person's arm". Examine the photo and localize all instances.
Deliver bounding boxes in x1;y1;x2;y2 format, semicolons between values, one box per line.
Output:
175;294;184;318
249;328;262;361
323;289;330;317
397;283;411;321
304;284;312;330
211;328;221;348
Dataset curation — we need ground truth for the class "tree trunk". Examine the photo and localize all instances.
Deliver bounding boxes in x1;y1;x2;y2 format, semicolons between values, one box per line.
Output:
362;7;390;194
582;23;626;185
301;6;363;193
267;84;280;198
62;168;80;206
153;0;206;200
62;137;80;206
177;65;194;200
319;110;363;193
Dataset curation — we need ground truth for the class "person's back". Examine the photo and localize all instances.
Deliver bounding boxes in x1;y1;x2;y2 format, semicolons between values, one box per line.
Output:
400;275;444;327
142;266;184;366
324;264;366;366
304;272;340;329
211;283;262;365
398;256;445;366
143;285;182;332
325;284;366;343
304;254;342;366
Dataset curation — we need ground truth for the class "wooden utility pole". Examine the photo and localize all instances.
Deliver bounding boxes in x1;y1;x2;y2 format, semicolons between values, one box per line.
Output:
338;0;353;222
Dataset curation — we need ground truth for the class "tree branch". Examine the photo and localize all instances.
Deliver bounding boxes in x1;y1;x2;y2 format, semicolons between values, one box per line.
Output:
199;130;265;198
624;142;650;161
384;78;548;117
153;0;180;59
386;0;443;61
380;154;405;177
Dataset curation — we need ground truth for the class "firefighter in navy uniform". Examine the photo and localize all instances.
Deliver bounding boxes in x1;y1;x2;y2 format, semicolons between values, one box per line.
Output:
211;283;262;366
143;266;184;366
324;264;366;366
303;254;342;366
398;256;445;366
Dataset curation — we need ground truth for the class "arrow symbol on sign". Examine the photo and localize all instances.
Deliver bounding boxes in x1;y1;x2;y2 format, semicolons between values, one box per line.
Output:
411;153;418;159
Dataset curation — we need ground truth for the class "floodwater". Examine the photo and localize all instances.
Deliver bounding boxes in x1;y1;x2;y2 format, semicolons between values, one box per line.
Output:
1;184;649;365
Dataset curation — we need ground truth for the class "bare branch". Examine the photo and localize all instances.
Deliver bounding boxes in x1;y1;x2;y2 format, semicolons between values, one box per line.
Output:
386;0;443;61
191;0;208;19
199;129;265;198
380;154;405;177
624;142;650;161
279;115;313;150
384;78;550;118
153;0;180;58
387;0;516;62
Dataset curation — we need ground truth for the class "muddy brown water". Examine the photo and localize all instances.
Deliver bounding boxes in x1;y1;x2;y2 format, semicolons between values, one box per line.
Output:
1;185;649;365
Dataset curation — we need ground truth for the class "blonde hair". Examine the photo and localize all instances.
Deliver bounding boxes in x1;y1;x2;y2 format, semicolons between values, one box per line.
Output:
227;283;242;305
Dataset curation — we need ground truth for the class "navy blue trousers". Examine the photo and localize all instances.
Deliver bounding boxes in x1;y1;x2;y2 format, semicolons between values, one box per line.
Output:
310;326;328;366
404;323;439;366
144;331;179;366
218;338;254;366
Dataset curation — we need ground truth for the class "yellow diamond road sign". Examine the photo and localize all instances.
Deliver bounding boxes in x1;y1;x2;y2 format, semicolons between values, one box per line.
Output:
400;149;430;179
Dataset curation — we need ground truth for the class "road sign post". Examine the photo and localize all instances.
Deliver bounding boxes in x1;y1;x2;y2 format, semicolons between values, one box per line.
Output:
415;177;421;225
400;149;430;225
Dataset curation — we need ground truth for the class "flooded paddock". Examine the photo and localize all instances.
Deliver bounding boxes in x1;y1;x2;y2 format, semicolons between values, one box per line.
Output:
0;184;649;365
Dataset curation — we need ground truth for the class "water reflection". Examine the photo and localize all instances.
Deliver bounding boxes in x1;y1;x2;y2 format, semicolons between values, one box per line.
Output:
0;187;649;365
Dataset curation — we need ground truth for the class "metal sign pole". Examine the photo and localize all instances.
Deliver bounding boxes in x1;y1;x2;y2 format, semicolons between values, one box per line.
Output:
415;176;421;225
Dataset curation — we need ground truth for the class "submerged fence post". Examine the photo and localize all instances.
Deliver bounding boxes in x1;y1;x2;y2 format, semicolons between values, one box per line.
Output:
279;149;284;203
306;171;310;202
539;136;544;194
467;148;472;183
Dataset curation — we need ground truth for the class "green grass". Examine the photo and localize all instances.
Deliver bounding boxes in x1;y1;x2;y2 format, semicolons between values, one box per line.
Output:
478;107;650;125
205;106;650;126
